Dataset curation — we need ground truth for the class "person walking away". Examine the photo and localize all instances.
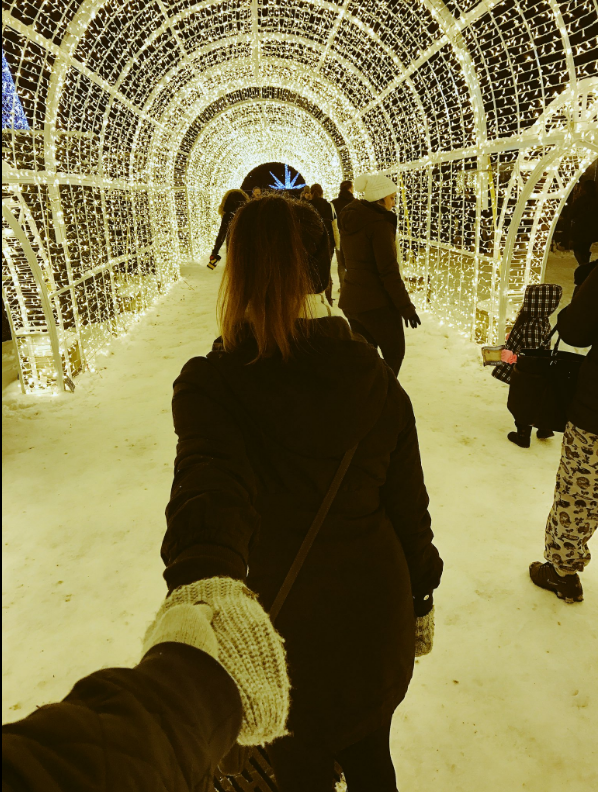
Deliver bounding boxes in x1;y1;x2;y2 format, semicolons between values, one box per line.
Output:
162;195;443;792
338;173;421;376
208;189;248;269
3;581;289;791
309;184;336;303
294;199;336;310
569;180;598;267
572;242;597;295
332;180;355;290
529;267;598;603
492;284;562;447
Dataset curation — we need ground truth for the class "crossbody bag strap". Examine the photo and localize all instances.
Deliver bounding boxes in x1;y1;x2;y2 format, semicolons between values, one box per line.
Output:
269;444;359;622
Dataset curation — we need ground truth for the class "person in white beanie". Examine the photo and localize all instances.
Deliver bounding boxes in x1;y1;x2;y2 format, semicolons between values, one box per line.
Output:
2;595;290;792
338;172;421;375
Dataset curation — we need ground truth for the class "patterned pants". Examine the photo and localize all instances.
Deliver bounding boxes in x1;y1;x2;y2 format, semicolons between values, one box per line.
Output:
545;422;598;574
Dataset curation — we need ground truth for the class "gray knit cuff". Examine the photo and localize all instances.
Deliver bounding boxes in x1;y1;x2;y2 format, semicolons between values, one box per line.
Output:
415;606;435;657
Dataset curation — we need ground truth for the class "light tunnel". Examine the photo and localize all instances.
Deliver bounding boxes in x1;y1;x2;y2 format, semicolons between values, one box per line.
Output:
2;0;597;392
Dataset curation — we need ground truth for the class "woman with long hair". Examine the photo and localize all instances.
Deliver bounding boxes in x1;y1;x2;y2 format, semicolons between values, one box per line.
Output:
162;194;443;792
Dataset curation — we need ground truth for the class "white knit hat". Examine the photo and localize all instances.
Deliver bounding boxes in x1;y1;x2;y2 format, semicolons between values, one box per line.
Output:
354;173;397;202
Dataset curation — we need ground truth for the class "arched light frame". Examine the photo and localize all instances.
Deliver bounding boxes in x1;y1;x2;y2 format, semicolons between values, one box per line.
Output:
2;0;597;391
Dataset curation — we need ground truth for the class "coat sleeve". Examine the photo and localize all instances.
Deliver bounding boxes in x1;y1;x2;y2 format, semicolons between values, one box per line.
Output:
162;358;260;591
370;222;415;317
211;214;230;257
380;408;443;602
1;644;242;792
557;267;598;348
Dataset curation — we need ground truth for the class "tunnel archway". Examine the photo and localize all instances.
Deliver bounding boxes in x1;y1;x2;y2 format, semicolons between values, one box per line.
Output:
2;0;597;391
241;162;307;194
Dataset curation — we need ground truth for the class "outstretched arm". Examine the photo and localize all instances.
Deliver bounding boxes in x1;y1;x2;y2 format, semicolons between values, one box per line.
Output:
163;358;260;591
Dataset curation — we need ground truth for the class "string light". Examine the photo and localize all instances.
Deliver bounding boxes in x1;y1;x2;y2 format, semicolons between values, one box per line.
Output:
1;0;597;392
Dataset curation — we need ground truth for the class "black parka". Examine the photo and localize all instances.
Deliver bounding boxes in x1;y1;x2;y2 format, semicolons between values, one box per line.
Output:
557;266;598;435
332;188;355;219
338;200;415;318
162;317;443;751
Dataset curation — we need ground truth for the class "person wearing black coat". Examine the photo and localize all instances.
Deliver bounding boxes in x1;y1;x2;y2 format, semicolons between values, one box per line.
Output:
309;184;334;253
294;199;334;299
530;267;598;604
208;189;248;269
338;173;420;376
162;194;443;791
569;180;598;266
332;180;355;289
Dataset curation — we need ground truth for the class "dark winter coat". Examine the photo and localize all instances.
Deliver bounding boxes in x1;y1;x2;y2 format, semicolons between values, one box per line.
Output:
309;196;335;254
295;201;333;294
2;644;242;792
211;192;248;258
332;188;355;219
338;199;415;318
492;284;562;385
162;318;443;751
557;267;598;436
570;191;598;246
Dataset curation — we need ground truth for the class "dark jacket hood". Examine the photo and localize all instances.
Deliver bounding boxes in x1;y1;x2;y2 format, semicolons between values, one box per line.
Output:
340;199;397;237
336;189;355;204
206;318;392;457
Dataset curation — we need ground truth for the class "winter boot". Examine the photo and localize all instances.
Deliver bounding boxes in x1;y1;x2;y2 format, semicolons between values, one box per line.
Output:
529;561;583;603
507;424;532;448
536;428;555;439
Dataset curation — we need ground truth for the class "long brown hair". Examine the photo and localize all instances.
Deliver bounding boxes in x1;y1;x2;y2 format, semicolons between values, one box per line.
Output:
218;195;315;361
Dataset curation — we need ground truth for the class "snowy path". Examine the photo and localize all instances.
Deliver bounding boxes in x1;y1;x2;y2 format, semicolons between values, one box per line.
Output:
3;261;597;792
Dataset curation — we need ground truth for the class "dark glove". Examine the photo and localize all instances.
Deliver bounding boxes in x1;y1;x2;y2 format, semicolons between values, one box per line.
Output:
404;310;421;329
208;254;221;270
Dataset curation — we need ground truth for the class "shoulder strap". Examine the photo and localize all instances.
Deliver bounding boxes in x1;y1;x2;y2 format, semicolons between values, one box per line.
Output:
269;444;358;622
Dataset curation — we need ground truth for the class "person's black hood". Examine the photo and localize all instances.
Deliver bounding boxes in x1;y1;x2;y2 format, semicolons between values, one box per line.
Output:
294;201;331;293
339;199;397;236
337;188;354;203
206;318;394;457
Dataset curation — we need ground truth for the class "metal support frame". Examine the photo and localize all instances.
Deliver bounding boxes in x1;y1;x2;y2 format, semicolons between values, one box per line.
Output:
2;202;65;392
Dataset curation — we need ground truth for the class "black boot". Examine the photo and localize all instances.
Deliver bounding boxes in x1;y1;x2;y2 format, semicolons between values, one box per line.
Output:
507;424;532;448
536;428;554;439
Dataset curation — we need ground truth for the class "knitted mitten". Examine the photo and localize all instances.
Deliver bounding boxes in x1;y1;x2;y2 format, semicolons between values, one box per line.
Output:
143;602;220;659
415;606;435;657
144;577;290;746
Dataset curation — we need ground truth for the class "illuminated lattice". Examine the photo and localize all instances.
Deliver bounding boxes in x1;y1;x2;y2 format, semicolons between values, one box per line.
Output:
2;0;597;392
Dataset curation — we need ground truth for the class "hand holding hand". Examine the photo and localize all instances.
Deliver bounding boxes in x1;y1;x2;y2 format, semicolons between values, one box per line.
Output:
144;578;290;746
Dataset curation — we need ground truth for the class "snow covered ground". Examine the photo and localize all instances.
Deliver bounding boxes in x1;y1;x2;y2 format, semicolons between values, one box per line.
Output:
3;254;597;792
